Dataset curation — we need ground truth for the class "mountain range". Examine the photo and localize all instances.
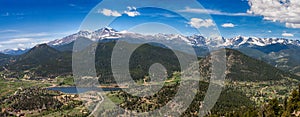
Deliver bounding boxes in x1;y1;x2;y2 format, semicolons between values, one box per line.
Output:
44;27;300;48
0;48;29;55
3;27;300;54
1;27;300;77
0;40;299;83
1;37;299;117
28;27;300;75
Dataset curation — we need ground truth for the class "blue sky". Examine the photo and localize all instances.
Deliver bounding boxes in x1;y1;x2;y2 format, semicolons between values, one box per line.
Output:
0;0;299;50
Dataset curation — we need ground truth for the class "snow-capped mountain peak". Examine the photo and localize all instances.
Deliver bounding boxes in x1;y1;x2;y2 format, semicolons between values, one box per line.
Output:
47;27;121;46
2;27;300;56
218;36;300;48
47;27;300;48
0;48;29;55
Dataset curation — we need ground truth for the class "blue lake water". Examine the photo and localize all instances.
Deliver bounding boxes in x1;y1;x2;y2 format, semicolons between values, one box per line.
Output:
47;87;121;94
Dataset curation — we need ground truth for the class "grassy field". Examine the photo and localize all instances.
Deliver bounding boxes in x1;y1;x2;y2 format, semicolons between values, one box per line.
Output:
0;76;91;117
0;75;77;99
228;77;299;105
0;78;52;98
26;105;89;117
56;75;75;86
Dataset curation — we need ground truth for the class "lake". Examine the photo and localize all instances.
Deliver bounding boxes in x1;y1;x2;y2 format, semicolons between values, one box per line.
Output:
47;86;122;94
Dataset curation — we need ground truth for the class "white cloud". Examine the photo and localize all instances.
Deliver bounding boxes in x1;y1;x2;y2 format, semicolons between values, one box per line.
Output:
0;30;74;50
98;7;140;17
99;8;121;17
30;40;50;46
17;43;25;47
1;32;52;39
0;38;50;50
124;6;140;17
0;30;19;33
0;38;32;44
17;33;50;38
178;7;252;16
127;6;137;11
124;11;140;17
221;23;235;28
188;18;215;28
268;30;272;33
0;38;50;46
282;32;294;37
248;0;300;28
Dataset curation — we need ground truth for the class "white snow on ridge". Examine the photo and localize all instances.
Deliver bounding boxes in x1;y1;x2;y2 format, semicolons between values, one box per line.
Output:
3;27;300;55
47;27;300;48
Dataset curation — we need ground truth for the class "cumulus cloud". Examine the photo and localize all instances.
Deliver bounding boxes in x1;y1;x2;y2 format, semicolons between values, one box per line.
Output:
99;8;121;17
124;11;140;17
248;0;300;28
221;23;235;28
124;6;140;17
127;6;137;11
99;6;140;17
178;7;252;16
282;32;294;37
188;18;215;28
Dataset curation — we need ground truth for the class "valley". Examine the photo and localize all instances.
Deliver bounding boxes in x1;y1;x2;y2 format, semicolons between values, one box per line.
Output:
2;0;300;116
0;37;300;116
0;28;300;116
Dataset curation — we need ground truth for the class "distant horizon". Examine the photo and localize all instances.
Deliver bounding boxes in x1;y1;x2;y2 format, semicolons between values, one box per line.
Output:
0;27;298;51
1;0;300;50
